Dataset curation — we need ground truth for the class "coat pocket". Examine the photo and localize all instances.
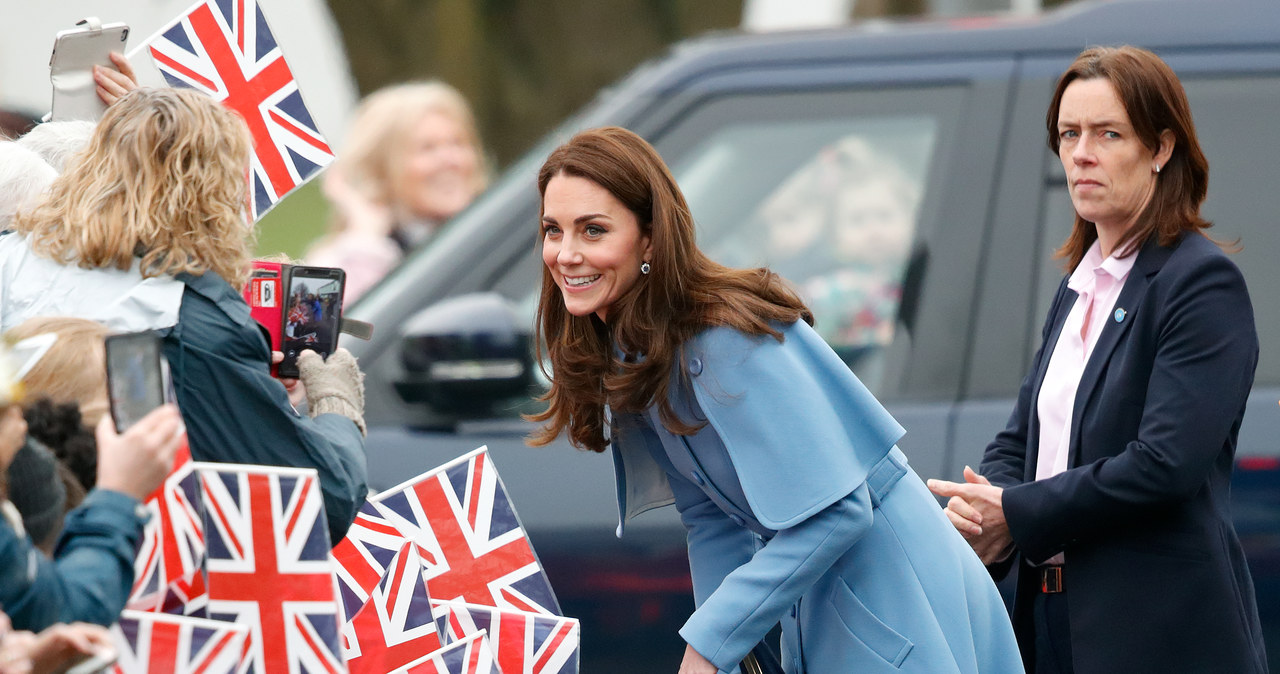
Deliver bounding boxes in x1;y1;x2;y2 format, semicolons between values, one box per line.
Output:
829;577;914;667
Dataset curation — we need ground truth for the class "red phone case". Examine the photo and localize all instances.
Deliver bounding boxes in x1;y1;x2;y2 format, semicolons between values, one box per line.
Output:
244;260;287;376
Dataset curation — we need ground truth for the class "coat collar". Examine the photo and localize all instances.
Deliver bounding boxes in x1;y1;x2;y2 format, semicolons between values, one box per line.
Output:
176;271;251;324
1065;234;1178;464
1025;233;1182;478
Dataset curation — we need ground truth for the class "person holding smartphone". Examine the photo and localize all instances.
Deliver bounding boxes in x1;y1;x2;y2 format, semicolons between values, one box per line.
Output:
0;401;183;632
0;87;368;544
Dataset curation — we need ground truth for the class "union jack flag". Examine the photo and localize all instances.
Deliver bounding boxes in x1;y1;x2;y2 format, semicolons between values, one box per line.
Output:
110;610;248;674
436;600;579;674
332;499;409;623
145;0;334;221
196;463;346;674
373;447;561;617
344;542;444;673
129;444;208;617
397;631;501;674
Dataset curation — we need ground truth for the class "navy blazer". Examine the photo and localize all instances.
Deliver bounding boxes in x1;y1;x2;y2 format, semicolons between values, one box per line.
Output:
980;232;1267;673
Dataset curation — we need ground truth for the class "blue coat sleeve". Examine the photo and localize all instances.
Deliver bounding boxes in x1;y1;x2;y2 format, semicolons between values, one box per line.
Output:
0;490;147;631
677;484;874;671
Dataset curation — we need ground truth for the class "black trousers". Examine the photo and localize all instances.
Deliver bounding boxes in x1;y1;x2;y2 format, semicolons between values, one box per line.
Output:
1031;588;1074;674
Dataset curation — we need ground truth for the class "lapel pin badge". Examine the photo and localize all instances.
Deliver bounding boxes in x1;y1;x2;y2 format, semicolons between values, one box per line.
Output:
1114;308;1127;323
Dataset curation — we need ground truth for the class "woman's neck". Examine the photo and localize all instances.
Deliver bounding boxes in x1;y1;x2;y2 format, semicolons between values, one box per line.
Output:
1095;217;1139;259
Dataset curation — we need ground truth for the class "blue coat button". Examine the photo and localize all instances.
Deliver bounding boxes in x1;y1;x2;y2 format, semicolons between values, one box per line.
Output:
691;471;705;486
730;514;745;527
688;357;703;376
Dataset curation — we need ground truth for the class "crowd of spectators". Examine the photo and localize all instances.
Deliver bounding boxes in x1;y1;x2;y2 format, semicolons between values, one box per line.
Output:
0;55;373;672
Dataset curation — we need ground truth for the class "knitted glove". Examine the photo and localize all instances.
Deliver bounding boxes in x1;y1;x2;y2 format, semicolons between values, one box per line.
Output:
297;349;366;436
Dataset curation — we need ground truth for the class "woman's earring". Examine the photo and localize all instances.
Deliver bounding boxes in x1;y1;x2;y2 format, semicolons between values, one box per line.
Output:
1154;163;1161;174
640;261;651;275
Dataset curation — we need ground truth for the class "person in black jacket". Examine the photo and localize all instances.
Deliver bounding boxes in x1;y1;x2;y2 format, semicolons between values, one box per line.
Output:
930;46;1266;673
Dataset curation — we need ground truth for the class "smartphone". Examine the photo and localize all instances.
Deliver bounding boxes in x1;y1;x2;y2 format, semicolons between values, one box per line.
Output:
278;266;346;378
105;331;165;433
245;260;286;374
49;19;130;121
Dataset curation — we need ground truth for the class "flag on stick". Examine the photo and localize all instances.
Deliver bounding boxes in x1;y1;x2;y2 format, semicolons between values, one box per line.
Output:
332;499;409;623
436;600;579;674
110;609;248;673
143;0;334;220
196;463;346;673
343;541;444;673
396;631;501;674
129;444;208;616
373;447;561;617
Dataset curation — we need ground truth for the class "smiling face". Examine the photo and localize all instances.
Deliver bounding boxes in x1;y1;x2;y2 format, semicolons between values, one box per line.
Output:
1057;77;1169;238
541;173;652;321
397;111;482;222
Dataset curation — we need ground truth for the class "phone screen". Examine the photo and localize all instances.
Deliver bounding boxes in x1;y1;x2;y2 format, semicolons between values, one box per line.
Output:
279;266;345;378
105;331;165;433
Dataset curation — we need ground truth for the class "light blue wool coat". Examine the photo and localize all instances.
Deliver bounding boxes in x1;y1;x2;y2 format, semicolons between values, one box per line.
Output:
611;320;1023;674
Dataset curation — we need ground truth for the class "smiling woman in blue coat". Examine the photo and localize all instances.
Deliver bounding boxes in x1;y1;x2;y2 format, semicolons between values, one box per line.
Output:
526;126;1023;674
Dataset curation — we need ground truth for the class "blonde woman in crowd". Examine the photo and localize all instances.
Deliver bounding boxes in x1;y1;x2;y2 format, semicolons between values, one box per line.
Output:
1;87;367;543
307;81;489;300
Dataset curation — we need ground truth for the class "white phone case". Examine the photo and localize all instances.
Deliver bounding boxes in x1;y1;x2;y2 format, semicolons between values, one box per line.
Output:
49;17;130;121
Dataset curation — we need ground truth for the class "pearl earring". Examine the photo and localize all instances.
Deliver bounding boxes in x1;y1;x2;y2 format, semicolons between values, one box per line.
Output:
1154;164;1161;174
640;261;651;275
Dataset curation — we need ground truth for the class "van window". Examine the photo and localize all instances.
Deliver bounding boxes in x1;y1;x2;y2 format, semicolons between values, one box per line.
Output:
1035;74;1280;385
676;117;937;388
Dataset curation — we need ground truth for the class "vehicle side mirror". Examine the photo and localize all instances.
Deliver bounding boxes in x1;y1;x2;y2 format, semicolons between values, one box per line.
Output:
393;292;535;418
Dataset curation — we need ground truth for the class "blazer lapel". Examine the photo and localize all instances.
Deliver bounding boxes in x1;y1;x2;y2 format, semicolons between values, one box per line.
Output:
1025;279;1076;482
1067;235;1178;467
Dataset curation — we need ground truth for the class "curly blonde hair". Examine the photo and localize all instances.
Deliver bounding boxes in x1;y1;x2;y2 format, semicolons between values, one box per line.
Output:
13;87;254;288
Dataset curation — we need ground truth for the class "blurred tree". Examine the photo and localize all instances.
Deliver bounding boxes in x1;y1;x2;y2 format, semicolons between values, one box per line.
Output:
327;0;742;166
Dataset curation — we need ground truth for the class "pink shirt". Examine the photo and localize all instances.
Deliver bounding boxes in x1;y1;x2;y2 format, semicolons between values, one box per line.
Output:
1033;240;1136;563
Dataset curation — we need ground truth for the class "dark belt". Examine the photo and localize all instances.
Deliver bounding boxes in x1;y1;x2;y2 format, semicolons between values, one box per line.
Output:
1038;565;1064;594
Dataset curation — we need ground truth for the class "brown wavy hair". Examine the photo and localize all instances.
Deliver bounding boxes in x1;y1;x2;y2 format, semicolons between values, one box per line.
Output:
1047;45;1213;270
526;127;811;453
13;87;254;288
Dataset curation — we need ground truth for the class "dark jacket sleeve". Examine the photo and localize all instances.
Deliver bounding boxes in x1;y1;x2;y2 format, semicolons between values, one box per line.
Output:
1001;254;1257;563
0;490;147;631
164;279;367;544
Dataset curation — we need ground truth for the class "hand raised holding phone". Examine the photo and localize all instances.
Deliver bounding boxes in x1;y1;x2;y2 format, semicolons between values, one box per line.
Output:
93;51;139;106
95;405;183;501
49;18;131;121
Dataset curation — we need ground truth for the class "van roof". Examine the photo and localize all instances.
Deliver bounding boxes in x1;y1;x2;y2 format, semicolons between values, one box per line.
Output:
633;0;1280;94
